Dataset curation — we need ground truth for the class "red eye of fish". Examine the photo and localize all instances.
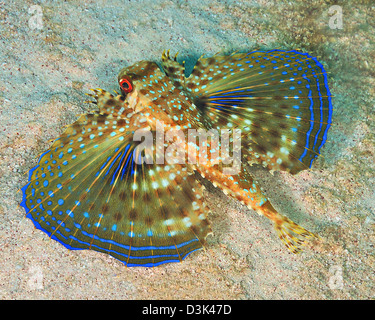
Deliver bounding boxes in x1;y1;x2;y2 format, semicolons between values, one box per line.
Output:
119;77;133;93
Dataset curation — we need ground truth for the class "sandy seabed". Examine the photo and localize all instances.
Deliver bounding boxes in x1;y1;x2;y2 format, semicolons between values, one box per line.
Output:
0;0;374;299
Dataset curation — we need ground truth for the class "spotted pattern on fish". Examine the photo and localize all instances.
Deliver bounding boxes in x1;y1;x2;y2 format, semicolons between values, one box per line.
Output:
20;49;333;266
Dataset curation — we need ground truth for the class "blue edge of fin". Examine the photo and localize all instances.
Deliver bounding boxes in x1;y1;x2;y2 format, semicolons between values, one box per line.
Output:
20;50;332;267
249;49;333;167
209;49;332;168
20;150;199;267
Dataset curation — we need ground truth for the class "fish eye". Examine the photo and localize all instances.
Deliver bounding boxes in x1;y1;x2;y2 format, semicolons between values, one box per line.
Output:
119;76;133;94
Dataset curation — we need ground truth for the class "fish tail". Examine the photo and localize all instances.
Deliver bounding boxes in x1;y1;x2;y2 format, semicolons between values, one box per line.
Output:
259;200;318;253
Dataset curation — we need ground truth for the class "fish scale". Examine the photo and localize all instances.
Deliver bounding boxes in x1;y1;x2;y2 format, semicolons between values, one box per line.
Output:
20;49;333;266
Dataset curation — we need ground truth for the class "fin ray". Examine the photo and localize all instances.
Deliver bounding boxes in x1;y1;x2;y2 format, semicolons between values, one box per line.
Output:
21;91;212;267
185;49;333;174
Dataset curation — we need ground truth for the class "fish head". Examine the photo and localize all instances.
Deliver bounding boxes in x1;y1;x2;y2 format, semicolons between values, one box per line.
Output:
117;60;165;113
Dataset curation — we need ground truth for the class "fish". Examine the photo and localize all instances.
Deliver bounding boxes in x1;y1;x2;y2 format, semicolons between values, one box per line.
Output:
19;49;333;267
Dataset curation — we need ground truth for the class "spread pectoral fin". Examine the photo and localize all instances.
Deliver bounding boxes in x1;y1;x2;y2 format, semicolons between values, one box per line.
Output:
21;108;211;267
185;50;333;174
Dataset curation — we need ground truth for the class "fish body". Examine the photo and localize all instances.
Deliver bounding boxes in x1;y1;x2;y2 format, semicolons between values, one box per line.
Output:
20;49;332;266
